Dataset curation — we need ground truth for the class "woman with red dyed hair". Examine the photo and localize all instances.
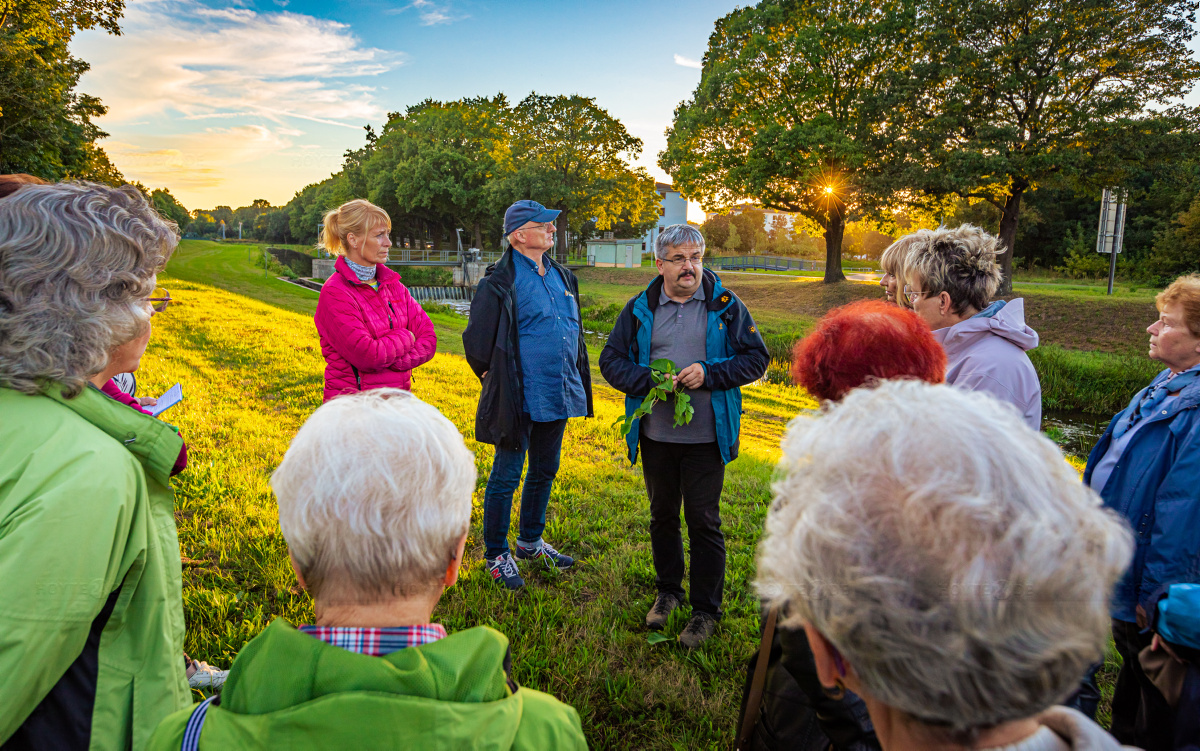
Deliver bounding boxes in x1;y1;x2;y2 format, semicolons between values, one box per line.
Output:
791;299;945;401
739;300;945;751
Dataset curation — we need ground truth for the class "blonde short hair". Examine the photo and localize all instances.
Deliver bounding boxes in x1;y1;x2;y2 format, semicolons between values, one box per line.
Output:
879;235;922;310
271;390;475;603
905;225;1003;314
1156;274;1200;337
321;199;391;256
757;381;1133;735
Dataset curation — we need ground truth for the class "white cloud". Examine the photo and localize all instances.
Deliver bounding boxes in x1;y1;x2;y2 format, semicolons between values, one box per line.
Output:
386;0;461;26
76;0;401;128
103;125;293;191
674;53;703;69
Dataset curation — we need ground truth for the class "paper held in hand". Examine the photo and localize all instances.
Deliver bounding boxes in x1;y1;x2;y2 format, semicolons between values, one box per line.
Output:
149;383;183;417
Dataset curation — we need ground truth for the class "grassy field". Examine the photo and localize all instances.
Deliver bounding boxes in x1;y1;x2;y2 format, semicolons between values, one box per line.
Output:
156;240;1137;741
153;247;815;748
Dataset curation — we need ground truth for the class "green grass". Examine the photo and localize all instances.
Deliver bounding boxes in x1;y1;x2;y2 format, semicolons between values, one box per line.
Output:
168;239;319;316
157;240;1127;744
155;245;816;748
1031;345;1162;415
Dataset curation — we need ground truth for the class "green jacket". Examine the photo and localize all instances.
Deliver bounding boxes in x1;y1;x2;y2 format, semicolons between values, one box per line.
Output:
0;385;190;750
147;620;589;750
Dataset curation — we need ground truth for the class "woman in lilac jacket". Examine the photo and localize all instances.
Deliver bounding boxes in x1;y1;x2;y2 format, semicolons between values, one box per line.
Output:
902;225;1042;431
314;200;436;402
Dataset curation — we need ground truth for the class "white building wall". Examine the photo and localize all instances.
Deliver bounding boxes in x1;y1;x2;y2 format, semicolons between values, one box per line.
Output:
643;183;690;254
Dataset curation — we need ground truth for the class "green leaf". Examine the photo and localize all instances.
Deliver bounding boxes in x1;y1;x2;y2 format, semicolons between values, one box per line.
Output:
650;358;677;374
647;632;672;645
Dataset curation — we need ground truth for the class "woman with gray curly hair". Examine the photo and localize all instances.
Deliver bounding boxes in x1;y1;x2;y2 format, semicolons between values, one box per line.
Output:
757;380;1136;751
903;225;1042;430
0;182;194;750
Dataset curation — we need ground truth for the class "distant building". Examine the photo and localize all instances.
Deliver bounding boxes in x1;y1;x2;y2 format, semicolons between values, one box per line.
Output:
587;237;641;268
710;202;798;234
643;182;688;254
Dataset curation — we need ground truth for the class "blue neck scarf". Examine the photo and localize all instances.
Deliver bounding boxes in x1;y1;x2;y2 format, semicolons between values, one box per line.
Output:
1112;365;1200;438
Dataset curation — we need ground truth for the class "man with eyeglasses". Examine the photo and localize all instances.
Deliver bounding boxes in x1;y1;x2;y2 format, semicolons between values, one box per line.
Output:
463;200;593;591
600;224;768;648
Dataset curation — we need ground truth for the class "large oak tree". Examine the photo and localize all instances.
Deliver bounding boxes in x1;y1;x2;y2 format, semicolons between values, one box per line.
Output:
661;0;922;283
909;0;1200;293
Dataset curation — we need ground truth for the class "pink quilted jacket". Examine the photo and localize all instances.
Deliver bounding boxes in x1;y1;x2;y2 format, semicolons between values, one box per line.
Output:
314;257;437;401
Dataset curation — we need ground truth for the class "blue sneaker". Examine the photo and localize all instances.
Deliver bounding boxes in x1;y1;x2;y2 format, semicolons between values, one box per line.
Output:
487;552;525;590
515;540;575;570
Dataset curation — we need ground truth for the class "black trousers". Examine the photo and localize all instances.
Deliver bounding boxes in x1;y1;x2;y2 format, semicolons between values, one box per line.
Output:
641;436;726;618
1111;618;1176;750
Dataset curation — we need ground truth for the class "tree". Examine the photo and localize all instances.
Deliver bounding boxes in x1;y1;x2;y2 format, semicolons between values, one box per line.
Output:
725;222;742;253
661;0;922;283
376;96;509;251
908;0;1200;293
150;188;189;231
700;213;731;248
0;0;125;180
503;93;660;261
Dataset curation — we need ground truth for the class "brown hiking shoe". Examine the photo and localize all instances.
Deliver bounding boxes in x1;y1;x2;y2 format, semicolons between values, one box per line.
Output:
645;592;680;630
678;612;717;649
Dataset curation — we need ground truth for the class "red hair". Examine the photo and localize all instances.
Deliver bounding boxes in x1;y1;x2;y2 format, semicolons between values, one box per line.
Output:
792;299;946;401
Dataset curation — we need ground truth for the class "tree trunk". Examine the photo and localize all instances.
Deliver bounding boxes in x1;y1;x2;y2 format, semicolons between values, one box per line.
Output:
555;209;569;264
473;219;483;251
823;210;846;284
996;186;1025;296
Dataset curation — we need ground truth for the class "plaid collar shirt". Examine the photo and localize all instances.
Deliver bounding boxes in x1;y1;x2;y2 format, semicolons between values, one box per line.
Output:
298;624;447;656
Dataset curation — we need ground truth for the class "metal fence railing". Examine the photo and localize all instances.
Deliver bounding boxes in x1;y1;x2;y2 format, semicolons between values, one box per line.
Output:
709;255;875;274
384;248;594;267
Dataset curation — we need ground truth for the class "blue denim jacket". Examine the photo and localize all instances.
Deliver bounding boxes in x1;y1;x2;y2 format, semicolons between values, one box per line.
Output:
512;252;587;423
1084;369;1200;622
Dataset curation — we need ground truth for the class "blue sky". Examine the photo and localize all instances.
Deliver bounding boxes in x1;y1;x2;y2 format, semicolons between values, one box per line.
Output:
73;0;740;217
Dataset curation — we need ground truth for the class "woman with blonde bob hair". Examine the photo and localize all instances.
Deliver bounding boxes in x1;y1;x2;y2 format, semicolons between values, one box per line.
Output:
314;198;436;401
0;182;192;749
878;235;919;308
757;381;1137;751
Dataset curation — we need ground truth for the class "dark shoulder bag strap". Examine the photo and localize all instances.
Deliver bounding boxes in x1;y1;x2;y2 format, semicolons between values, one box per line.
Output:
736;606;779;751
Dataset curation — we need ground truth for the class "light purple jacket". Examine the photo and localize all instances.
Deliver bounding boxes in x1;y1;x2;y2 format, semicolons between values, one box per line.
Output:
933;298;1042;430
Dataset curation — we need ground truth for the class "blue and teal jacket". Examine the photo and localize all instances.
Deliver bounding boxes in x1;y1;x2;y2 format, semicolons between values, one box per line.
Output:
1084;369;1200;622
598;269;769;465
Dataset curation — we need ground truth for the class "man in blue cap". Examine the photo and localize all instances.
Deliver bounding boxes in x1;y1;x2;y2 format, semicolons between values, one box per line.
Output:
462;200;593;590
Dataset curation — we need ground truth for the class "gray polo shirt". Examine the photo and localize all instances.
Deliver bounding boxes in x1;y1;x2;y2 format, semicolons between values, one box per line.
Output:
641;285;716;444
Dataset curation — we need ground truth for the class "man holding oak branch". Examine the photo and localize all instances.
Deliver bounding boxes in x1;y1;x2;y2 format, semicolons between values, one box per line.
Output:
600;224;768;648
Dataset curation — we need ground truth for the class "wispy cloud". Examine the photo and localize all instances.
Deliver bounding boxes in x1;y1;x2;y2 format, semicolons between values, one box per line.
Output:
102;126;293;191
674;53;703;69
77;0;401;128
386;0;462;26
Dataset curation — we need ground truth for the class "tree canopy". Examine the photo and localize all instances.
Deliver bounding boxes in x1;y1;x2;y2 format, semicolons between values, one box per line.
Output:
0;0;125;181
907;0;1200;292
661;0;925;282
284;94;660;257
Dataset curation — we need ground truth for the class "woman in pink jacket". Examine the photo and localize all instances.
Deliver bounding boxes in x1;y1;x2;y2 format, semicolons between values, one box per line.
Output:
315;199;437;401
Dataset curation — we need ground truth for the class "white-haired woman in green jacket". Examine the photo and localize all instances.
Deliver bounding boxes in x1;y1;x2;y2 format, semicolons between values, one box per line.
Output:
0;182;191;750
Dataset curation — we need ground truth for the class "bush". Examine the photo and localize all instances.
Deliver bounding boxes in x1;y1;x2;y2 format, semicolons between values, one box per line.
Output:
1030;345;1161;415
1142;191;1200;285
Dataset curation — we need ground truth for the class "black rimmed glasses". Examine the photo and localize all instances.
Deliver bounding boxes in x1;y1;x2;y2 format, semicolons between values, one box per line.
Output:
663;254;704;267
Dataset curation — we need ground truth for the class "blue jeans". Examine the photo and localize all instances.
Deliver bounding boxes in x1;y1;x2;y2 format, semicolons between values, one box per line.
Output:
483;419;567;560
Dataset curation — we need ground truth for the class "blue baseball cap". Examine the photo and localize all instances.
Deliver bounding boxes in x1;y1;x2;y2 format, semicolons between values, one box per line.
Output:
503;200;560;236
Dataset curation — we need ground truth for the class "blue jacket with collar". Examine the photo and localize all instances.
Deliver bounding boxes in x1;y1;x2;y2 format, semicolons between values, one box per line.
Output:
1084;368;1200;623
598;269;769;465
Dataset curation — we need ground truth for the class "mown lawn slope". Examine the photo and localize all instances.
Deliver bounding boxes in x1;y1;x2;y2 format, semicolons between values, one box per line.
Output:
147;273;812;749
